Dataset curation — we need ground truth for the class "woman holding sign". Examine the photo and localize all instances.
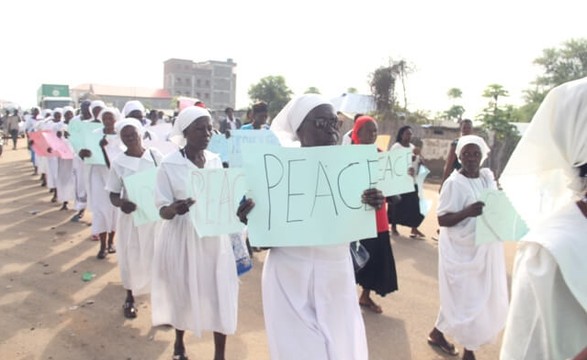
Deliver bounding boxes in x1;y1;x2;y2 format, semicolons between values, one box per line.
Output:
237;94;385;360
106;118;163;319
427;135;508;360
79;106;120;259
351;115;398;314
387;125;426;238
152;106;238;360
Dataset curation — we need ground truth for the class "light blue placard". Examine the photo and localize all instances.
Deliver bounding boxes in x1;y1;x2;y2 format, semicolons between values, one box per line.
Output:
186;168;248;237
241;144;379;247
228;129;281;167
68;121;102;154
207;133;230;162
376;148;415;196
83;130;107;165
475;189;529;245
123;167;160;226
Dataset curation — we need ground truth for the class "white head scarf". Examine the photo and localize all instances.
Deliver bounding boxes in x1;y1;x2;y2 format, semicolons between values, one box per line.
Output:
97;107;121;124
90;100;106;117
115;118;144;135
455;135;491;164
63;106;75;116
122;100;145;118
270;94;331;147
169;106;211;147
52;108;64;117
501;76;587;228
115;118;145;146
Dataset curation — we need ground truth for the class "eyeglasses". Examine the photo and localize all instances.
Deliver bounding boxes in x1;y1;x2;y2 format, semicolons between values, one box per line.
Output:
314;117;340;129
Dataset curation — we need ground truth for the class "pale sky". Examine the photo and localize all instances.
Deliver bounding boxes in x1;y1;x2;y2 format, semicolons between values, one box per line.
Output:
1;0;584;119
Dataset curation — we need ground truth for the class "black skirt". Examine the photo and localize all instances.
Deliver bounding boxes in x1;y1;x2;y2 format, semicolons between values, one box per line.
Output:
387;185;424;228
355;231;398;297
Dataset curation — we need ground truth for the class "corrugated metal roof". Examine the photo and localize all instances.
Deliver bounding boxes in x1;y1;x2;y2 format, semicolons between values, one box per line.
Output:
330;93;376;115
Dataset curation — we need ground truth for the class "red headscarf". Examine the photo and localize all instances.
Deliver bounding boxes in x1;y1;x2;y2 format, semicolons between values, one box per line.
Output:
351;115;376;145
351;115;388;231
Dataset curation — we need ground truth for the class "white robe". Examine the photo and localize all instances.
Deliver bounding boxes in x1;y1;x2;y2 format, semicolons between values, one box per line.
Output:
435;168;508;350
151;150;238;335
105;149;163;295
87;133;120;234
500;202;587;360
262;246;368;360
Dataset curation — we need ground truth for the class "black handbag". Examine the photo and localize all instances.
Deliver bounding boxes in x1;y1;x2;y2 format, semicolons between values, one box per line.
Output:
350;241;370;272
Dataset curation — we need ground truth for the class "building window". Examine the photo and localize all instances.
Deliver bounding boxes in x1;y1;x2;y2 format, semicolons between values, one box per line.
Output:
196;79;201;87
176;77;181;83
205;80;210;87
196;92;201;98
204;93;210;99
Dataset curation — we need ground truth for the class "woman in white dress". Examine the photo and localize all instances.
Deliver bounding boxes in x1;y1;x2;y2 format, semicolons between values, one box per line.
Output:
79;106;120;259
105;118;162;319
499;77;587;360
427;135;508;360
152;106;238;360
52;107;76;210
237;94;384;360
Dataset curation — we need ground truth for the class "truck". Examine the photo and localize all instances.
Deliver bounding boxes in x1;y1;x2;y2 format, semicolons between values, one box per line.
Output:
37;84;75;110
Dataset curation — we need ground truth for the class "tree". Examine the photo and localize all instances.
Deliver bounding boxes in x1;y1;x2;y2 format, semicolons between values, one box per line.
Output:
248;76;293;118
534;38;587;88
304;86;320;94
478;84;520;179
444;105;465;121
447;88;463;99
519;38;587;120
346;87;358;94
369;59;414;120
444;87;465;121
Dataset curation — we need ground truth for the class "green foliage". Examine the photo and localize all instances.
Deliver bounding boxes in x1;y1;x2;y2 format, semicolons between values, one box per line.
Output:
369;58;414;120
534;38;587;88
369;65;396;117
444;87;465;121
304;86;321;94
444;105;465;121
479;84;517;138
519;38;587;120
346;87;358;94
447;88;463;99
248;76;293;118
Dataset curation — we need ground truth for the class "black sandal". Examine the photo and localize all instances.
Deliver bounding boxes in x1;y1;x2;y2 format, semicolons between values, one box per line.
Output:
107;245;116;254
122;301;137;319
96;249;107;259
172;354;188;360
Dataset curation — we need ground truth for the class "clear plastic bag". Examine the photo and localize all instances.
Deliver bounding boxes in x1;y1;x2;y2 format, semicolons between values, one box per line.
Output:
231;230;252;276
350;241;370;272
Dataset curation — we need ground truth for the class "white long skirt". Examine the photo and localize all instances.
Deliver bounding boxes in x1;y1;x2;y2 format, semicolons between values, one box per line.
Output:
435;228;509;350
262;245;368;360
151;214;238;336
72;156;87;211
56;158;75;203
46;156;58;189
88;165;117;234
116;211;158;295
